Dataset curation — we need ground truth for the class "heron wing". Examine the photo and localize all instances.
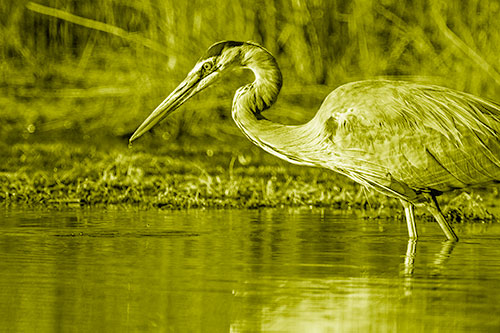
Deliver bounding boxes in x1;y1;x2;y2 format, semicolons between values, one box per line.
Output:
319;80;500;197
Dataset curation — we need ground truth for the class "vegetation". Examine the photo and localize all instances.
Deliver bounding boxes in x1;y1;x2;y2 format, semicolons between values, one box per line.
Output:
1;0;500;220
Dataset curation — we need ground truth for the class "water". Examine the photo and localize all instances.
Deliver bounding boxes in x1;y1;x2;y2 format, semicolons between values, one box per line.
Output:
0;208;499;332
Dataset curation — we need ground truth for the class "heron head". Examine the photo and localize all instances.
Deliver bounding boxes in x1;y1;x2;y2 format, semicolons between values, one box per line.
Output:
129;41;245;143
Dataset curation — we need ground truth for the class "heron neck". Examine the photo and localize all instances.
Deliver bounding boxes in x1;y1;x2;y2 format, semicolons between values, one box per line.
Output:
231;46;321;166
236;44;283;115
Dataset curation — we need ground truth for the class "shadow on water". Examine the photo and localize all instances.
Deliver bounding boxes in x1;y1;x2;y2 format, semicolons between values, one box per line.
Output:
0;208;500;332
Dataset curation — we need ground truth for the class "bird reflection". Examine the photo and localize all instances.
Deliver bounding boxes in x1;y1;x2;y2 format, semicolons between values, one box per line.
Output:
431;241;457;276
403;239;418;276
402;239;457;278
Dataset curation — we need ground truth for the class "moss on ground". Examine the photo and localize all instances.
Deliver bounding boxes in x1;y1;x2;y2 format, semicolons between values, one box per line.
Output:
0;137;383;209
1;133;498;223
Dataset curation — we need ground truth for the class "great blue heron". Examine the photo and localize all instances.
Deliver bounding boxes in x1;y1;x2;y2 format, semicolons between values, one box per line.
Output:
130;40;500;241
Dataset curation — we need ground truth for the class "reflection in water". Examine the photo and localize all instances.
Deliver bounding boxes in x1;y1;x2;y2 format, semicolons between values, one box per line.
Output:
431;240;457;275
403;239;417;276
0;208;499;331
402;239;457;277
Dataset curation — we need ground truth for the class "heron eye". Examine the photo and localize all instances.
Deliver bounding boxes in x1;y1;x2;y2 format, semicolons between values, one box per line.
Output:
202;62;213;71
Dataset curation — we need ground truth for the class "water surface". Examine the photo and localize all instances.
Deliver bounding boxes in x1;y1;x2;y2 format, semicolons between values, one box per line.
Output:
1;208;499;332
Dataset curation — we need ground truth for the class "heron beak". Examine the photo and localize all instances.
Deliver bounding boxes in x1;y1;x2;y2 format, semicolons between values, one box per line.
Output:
129;70;214;144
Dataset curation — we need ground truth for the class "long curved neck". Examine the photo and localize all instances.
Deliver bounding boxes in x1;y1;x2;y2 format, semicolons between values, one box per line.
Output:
231;45;322;166
235;45;282;115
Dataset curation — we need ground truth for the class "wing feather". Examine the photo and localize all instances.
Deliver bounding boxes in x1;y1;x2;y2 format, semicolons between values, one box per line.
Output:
318;80;500;197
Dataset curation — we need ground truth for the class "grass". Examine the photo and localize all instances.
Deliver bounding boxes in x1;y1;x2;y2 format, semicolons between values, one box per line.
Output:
2;132;498;222
0;136;382;209
1;0;500;221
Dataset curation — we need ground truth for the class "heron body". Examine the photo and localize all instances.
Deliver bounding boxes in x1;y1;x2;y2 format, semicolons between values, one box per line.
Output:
130;40;500;241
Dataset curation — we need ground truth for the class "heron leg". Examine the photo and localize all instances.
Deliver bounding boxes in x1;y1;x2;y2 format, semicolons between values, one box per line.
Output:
426;195;459;241
400;199;417;239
